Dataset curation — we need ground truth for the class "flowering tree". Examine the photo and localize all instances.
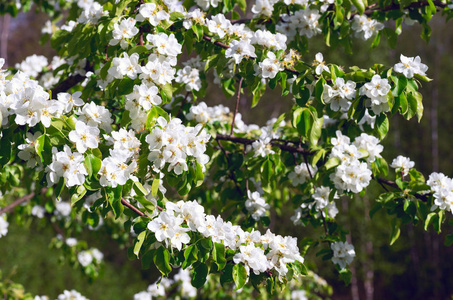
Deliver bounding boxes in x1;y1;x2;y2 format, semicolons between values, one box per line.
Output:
1;0;453;298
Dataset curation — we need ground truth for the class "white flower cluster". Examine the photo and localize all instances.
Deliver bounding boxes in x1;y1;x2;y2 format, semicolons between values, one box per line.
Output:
175;66;201;91
323;78;357;112
15;54;48;78
56;289;89;300
31;205;46;218
249;137;275;157
390;155;415;176
226;39;257;64
99;129;140;188
291;186;338;225
309;186;338;216
288;162;317;186
136;2;170;25
255;52;284;79
46;145;88;187
146;117;210;175
313;52;330;75
329;131;381;193
427;172;453;212
109;17;139;49
331;241;356;269
291;290;308;300
394;54;428;79
77;248;104;267
0;214;8;238
0;66;64;128
69;121;100;153
359;74;391;115
186;101;231;125
246;191;270;220
133;268;197;300
18;131;42;168
134;277;173;300
195;0;221;10
351;15;384;40
77;0;106;24
146;199;304;278
55;201;72;219
277;9;322;40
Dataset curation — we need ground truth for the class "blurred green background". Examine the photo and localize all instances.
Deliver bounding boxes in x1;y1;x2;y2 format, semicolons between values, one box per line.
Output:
1;8;453;300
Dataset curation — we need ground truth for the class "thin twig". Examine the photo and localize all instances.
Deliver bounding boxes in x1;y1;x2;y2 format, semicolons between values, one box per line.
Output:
121;197;163;219
215;134;313;155
0;188;48;214
0;193;35;215
230;77;243;136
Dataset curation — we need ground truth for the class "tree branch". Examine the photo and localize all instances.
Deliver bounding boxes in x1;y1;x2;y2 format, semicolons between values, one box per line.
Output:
215;134;313;155
120;197;163;218
357;0;447;17
375;177;429;202
230;77;243;135
0;188;47;215
0;193;36;215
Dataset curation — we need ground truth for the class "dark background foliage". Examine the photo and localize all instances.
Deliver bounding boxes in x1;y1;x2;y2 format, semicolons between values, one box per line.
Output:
1;8;453;300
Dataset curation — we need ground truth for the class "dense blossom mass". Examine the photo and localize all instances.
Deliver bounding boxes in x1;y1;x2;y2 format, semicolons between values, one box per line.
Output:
0;0;451;298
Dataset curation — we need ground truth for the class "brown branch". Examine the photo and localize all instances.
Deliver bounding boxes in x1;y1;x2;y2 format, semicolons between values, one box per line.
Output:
121;198;146;217
0;193;36;215
120;197;163;218
202;35;229;49
50;60;93;96
215;134;313;155
375;177;429;202
50;74;86;96
355;0;447;17
230;77;243;135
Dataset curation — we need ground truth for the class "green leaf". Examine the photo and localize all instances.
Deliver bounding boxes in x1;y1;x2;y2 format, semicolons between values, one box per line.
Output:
212;242;226;270
339;268;352;285
314;78;326;104
445;234;453;247
371;31;381;49
375;114;389;140
309;113;323;146
205;54;221;72
398;93;408;115
109;185;123;219
84;154;102;178
192;24;203;41
142;250;155;269
35;134;52;164
195;162;205;187
118;78;135;95
407;91;423;122
232;264;247;290
71;185;87;205
324;157;340;170
351;0;365;15
128;45;148;55
160;84;173;103
133;181;149;197
133;231;147;258
152;177;160;197
154;246;172;276
424;212;437;231
390;219;401;245
192;263;209;288
182;244;198;269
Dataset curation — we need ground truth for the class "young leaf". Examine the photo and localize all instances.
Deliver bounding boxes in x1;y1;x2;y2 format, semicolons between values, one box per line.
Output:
232;263;247;290
154;246;172;276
